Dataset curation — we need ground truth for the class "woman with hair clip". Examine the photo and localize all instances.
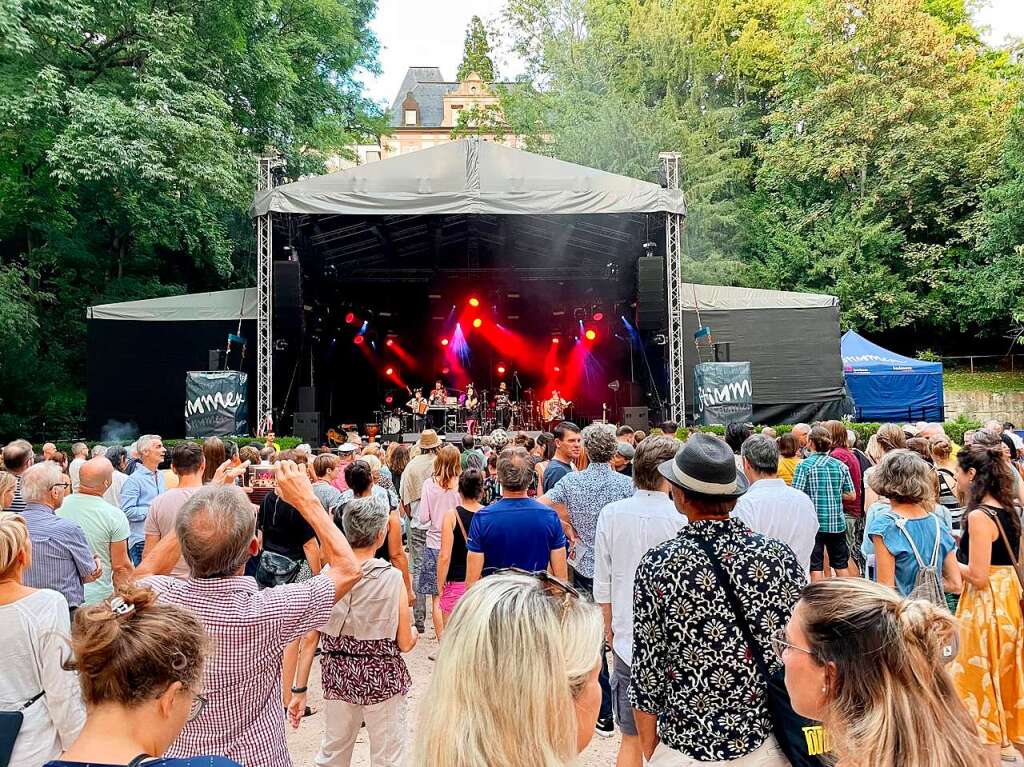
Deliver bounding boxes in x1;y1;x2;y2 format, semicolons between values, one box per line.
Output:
950;444;1024;765
45;584;239;767
412;571;604;767
778;578;986;767
0;511;84;767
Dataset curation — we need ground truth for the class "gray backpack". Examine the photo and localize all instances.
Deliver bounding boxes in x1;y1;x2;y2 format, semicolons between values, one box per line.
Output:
890;513;959;664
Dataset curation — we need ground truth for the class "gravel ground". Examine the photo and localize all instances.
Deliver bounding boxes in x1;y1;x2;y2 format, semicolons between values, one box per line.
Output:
285;624;621;766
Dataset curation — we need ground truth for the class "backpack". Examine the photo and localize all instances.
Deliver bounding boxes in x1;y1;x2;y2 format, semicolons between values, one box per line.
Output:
889;513;959;664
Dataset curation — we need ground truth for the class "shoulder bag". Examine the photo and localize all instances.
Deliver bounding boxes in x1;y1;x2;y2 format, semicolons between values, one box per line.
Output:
0;692;44;767
983;506;1024;615
693;537;829;767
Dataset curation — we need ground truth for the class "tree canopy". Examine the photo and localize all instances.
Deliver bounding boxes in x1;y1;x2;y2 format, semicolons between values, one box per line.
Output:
501;0;1023;341
457;15;497;81
0;0;383;437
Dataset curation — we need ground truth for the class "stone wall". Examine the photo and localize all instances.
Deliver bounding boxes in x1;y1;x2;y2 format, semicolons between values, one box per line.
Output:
944;389;1024;425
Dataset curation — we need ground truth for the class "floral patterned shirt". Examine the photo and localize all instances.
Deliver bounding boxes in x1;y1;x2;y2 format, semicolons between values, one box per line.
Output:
629;518;806;761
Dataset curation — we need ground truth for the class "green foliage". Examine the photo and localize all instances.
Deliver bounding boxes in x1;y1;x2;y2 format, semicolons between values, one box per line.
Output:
944;370;1024;393
502;0;1023;343
456;15;496;81
681;418;981;446
31;436;304;454
0;0;383;439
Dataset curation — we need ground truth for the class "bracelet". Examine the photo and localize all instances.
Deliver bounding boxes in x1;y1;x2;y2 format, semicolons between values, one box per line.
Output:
291;686;308;694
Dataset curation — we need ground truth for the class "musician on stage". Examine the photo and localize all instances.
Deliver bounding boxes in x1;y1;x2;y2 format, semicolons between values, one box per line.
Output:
428;379;448;406
494;381;512;429
406;387;427;430
460;383;481;435
543;389;571;431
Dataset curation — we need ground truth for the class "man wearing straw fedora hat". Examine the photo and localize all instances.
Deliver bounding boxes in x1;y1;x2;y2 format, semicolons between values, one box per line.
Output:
400;429;444;632
629;433;805;767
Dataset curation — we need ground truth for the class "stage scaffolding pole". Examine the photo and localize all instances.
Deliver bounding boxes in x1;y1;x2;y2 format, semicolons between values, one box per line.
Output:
255;156;278;434
659;152;685;426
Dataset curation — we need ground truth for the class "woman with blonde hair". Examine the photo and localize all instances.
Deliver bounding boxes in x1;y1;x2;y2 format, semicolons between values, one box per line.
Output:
0;512;84;767
950;444;1024;765
47;584;239;767
416;444;461;640
0;471;16;510
412;571;604;767
778;578;985;767
863;424;907;508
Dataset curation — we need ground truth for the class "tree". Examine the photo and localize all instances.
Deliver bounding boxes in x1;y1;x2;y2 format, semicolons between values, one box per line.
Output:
0;0;384;438
457;15;496;81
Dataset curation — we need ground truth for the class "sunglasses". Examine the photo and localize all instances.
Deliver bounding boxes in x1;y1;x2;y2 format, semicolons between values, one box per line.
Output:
494;567;581;616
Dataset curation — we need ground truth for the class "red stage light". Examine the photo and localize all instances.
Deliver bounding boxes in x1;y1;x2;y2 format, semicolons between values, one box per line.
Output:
385;395;394;405
441;338;449;346
442;367;450;375
593;312;604;321
353;334;365;345
385;338;394;347
552;337;560;344
497;365;506;375
345;312;356;325
385;367;394;376
554;366;561;373
469;297;480;307
585;329;597;341
472;318;482;328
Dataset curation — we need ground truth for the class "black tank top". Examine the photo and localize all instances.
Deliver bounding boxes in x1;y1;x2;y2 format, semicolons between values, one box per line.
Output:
374;511;393;563
447;506;475;582
957;504;1021;566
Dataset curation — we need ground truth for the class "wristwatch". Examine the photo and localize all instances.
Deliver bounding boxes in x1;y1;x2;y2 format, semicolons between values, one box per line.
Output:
290;685;308;694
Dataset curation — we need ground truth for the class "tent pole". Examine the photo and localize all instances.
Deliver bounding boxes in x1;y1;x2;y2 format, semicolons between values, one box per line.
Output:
660;152;685;426
256;156;276;435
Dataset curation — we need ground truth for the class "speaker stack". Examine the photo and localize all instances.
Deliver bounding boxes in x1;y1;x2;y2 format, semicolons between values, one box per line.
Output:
636;257;667;331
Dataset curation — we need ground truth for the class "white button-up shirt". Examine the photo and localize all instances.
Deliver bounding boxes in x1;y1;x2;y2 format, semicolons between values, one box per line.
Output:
733;478;819;574
593;489;686;665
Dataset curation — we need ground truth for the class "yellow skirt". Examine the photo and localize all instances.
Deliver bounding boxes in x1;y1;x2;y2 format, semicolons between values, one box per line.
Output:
951;566;1024;746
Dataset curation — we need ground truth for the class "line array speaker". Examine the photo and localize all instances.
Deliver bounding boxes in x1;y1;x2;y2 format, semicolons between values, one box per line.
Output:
636;257;666;331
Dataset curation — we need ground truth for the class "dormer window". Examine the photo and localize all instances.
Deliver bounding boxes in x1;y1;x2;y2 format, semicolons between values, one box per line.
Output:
401;91;420;127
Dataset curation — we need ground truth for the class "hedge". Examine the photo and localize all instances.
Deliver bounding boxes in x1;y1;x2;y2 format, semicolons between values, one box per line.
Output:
31;436;304;455
675;415;982;447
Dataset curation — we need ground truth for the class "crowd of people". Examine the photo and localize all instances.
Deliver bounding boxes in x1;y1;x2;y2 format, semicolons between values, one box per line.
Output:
0;415;1022;767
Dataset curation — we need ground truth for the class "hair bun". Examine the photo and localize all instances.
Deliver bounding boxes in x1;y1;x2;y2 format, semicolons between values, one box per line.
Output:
896;599;956;662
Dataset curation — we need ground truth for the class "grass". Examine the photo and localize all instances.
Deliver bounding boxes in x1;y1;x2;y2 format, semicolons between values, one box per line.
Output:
944;369;1024;393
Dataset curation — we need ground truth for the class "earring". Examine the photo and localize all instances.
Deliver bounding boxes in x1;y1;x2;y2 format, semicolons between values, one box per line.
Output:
821;686;827;693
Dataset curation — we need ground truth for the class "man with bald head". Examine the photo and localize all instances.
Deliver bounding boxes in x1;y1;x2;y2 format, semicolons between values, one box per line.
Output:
57;456;134;604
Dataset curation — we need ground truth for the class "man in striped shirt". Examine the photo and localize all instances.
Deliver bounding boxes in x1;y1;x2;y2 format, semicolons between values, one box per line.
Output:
20;461;102;610
2;439;34;514
137;461;362;767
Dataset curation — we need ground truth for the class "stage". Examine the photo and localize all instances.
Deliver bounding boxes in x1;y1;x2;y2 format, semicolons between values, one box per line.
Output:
83;141;847;440
250;139;687;442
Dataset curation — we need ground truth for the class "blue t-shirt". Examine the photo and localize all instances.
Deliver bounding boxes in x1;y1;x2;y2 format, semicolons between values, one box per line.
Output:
861;501;953;559
466;496;567;573
46;759;240;767
865;511;956;598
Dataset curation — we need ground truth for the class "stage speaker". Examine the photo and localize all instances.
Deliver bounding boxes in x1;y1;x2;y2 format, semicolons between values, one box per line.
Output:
292;411;321;445
636;257;666;331
298;386;316;412
208;349;224;371
621;406;650;431
273;260;304;340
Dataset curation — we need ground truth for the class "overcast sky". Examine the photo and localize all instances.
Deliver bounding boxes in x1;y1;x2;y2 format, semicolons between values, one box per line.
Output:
362;0;1024;107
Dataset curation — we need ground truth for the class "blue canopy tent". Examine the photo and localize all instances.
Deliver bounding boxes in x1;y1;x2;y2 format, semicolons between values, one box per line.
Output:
841;330;944;422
